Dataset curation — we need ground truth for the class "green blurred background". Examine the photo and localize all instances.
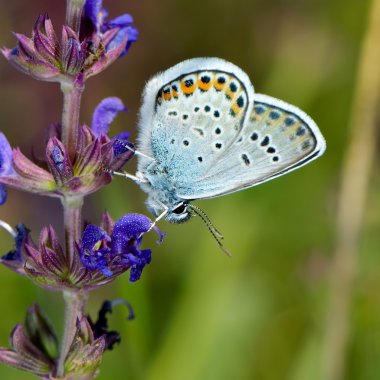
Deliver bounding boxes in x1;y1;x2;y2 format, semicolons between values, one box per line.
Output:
0;0;379;379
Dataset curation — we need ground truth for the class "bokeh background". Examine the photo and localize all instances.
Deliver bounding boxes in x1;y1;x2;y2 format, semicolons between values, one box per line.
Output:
0;1;379;379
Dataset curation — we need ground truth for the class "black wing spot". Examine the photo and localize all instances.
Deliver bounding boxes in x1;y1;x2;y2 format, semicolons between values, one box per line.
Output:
269;111;281;120
273;156;279;162
241;154;250;166
267;147;276;154
194;106;200;112
214;110;220;118
302;140;312;150
285;117;296;126
215;142;222;149
217;76;226;84
183;140;190;146
236;96;244;108
182;114;189;120
204;105;211;112
201;75;210;83
260;136;270;146
254;105;266;114
229;82;238;92
198;156;203;162
250;132;258;141
184;79;194;87
215;127;222;135
296;126;306;136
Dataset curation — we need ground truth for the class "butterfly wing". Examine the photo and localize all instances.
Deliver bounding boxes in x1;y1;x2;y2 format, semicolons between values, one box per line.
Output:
137;57;325;203
176;93;326;199
137;58;255;188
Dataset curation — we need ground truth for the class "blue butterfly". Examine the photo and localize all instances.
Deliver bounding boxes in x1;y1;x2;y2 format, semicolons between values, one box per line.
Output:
117;58;325;249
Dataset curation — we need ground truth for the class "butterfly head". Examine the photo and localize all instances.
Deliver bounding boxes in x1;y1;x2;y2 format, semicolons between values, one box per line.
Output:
145;195;192;224
166;202;192;223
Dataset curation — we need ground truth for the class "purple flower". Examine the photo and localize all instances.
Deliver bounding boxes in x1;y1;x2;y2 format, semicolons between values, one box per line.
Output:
0;304;58;377
89;299;134;351
0;133;15;204
80;214;164;282
83;0;138;57
91;97;127;137
2;224;30;264
0;99;134;200
2;11;136;82
1;14;86;82
91;97;134;162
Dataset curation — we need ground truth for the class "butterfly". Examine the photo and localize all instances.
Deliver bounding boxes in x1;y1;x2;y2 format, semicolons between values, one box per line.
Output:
124;58;325;242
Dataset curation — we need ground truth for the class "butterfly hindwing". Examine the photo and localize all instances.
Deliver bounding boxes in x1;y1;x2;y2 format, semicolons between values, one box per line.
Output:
177;93;325;199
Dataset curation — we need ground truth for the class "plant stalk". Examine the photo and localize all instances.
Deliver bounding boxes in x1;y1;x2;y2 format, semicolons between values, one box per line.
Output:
61;78;84;162
56;290;88;378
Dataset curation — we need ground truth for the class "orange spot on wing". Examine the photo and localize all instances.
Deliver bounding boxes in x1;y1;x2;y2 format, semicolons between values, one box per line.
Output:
181;80;195;95
214;79;225;91
163;91;171;100
231;103;241;115
198;79;212;91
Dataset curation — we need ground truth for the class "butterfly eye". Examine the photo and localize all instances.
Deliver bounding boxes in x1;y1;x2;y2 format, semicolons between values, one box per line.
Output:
172;203;187;215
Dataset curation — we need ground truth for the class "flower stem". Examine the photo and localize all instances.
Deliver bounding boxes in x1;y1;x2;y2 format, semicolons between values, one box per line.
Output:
66;0;86;35
56;290;88;378
63;196;84;268
61;78;84;162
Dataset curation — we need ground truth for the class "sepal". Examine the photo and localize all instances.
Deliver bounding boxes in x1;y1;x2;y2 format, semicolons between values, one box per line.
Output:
0;304;57;377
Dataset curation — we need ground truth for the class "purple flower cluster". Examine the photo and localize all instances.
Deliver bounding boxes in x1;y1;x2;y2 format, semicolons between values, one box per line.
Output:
81;213;164;282
0;1;162;378
1;0;138;83
1;212;162;290
0;97;133;200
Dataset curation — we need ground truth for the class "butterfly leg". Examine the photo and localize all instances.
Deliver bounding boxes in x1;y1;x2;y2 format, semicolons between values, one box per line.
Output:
104;168;148;184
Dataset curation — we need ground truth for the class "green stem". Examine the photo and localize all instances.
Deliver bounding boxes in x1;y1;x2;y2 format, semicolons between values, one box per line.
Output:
63;196;84;269
66;0;86;35
61;78;84;162
56;290;88;378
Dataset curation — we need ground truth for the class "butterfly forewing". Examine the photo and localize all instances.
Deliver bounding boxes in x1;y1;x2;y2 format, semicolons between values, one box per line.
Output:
177;94;325;199
148;69;252;185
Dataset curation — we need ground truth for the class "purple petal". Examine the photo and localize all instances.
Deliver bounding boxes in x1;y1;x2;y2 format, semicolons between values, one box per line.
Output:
0;133;14;176
128;249;151;282
106;26;138;56
111;214;153;253
0;185;7;205
84;0;103;31
2;224;30;262
82;225;110;251
112;132;131;157
106;14;134;28
91;97;127;137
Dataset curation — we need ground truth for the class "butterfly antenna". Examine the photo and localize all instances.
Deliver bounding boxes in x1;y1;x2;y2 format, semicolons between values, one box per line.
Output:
189;204;224;238
189;205;232;257
115;139;155;161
